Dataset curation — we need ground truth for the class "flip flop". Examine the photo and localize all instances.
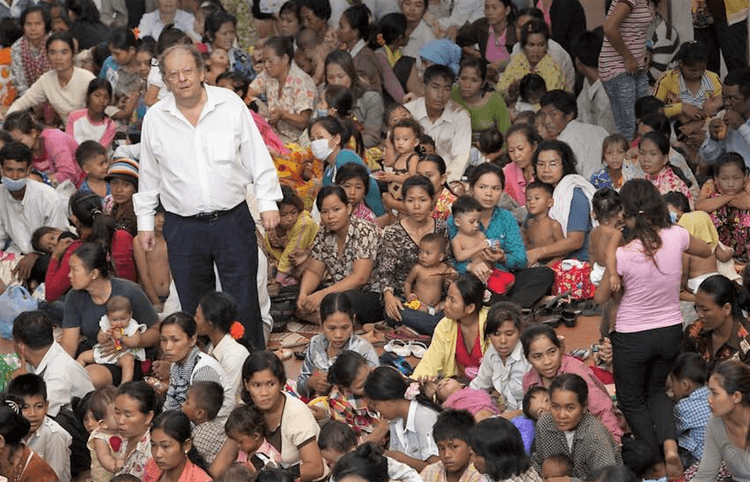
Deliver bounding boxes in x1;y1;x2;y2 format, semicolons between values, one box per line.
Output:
384;339;411;357
409;341;428;358
361;329;386;347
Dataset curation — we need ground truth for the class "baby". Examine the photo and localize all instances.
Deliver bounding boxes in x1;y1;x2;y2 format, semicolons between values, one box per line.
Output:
451;196;515;294
523;181;564;266
541;453;574;481
206;48;229;85
523;386;550;422
83;387;125;481
404;233;451;315
588;188;623;291
433;376;500;422
77;296;146;384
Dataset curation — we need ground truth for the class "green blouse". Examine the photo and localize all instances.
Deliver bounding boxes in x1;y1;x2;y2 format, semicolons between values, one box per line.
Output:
450;86;511;145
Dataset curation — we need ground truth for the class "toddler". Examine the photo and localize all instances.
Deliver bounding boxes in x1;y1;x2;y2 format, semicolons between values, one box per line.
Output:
326;350;380;437
82;386;125;481
77;296;146;385
318;420;423;482
451;196;515;294
433;376;500;421
133;205;172;307
226;404;281;472
183;380;227;464
523;182;564;266
590;134;631;191
7;374;72;482
420;410;484;482
514;73;546;116
378;118;422;215
541;453;574;481
206;48;230;85
621;436;668;482
297;292;379;399
589;188;623;291
404;233;450;315
75;140;110;198
523;386;550;422
666;352;710;469
295;28;328;84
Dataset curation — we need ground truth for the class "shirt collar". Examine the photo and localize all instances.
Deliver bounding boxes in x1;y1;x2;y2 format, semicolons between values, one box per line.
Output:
404;399;419;433
32;341;61;373
508;341;524;363
411;97;456;126
349;39;366;59
163;84;227;123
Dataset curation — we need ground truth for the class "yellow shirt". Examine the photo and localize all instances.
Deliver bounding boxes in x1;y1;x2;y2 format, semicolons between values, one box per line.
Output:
497;52;567;97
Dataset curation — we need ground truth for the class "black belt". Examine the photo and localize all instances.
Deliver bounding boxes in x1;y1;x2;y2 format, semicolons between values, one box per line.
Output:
184;202;245;222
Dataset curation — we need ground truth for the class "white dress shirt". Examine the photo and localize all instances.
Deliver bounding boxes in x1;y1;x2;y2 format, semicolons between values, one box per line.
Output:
557;119;609;180
470;342;531;411
405;97;472;183
0;180;68;254
576;77;617;135
402;19;437;59
436;0;483;30
26;416;72;482
512;38;575;93
28;341;95;417
137;9;196;40
134;85;282;231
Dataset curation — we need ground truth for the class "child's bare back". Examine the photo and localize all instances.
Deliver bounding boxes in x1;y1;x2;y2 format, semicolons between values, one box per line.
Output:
409;262;449;309
146;236;170;297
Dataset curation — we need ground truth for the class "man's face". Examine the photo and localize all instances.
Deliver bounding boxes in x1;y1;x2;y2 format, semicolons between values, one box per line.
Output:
424;75;452;113
163;50;205;103
724;84;750;118
540;104;573;138
2;158;31;181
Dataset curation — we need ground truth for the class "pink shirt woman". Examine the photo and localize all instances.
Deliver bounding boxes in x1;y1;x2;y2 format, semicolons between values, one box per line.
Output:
503;123;540;206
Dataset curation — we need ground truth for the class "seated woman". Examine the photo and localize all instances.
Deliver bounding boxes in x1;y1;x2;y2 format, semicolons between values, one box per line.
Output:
297;186;382;324
338;5;382;92
638;131;694;208
264;186;318;288
142;411;211;482
417;154;457;222
497;19;565;103
10;6;52;97
451;57;511;148
412;274;489;379
8;32;102;127
502;123;539;206
531;374;622;478
60;243;159;388
105;159;139;282
456;0;517;76
160;312;234;417
695;153;750;259
378;175;451;333
116;381;160;479
527;140;596;299
400;0;436;60
204;11;254;80
4;111;82;186
370;13;410;104
521;323;624;442
247;36;315;144
325;50;384;149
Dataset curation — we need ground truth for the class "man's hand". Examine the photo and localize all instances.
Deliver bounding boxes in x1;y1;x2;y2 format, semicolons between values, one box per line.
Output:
137;231;156;252
260;211;280;231
12;253;40;281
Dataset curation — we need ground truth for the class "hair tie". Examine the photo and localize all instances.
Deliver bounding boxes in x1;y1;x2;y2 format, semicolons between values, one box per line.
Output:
404;382;420;400
637;210;645;215
4;399;20;414
229;321;245;340
376;33;386;47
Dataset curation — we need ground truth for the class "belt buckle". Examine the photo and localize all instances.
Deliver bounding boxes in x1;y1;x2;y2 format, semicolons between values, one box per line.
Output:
196;211;219;222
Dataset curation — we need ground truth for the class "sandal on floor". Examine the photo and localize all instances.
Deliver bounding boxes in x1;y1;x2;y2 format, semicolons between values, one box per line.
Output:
409;341;428;358
384;339;411;357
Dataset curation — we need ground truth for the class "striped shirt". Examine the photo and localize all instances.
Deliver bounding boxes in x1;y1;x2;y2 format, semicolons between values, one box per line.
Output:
599;0;655;82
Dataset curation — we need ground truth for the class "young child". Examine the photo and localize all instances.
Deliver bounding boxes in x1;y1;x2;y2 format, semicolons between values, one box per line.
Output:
75;140;110;198
133;204;172;307
470;302;531;416
523;386;550;422
335;162;378;225
589;188;623;292
295;28;328;84
31;227;78;256
76;296;146;385
417;154;457;222
451;196;515;294
514;73;546;116
420;410;484;482
7;374;72;482
297;292;379;399
225;404;281;472
540;453;574;481
206;48;230;85
471;127;504;166
326;350;380;437
378;118;422;215
83;386;125;482
404;233;450;315
666;352;710;469
590;134;631;190
318;420;423;482
182;380;227;464
66;79;118;150
432;376;500;421
522;182;564;266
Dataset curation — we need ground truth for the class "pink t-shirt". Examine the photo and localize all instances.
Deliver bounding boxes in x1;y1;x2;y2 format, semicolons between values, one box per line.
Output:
615;225;690;333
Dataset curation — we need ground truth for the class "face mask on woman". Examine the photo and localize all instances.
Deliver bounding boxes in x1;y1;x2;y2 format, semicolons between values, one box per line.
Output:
2;176;27;192
311;138;333;160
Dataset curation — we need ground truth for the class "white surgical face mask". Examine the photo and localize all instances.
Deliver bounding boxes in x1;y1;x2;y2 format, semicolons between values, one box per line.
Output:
2;176;27;192
311;138;334;160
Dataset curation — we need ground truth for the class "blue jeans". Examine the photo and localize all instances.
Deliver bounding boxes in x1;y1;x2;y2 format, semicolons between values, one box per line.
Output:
389;308;444;335
602;71;649;140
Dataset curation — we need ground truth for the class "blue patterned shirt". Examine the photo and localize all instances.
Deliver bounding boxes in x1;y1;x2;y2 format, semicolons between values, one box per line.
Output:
674;385;711;460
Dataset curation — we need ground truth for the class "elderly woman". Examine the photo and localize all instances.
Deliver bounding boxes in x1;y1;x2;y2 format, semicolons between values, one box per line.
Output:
527;140;596;299
248;36;315;144
10;5;52;97
497;18;565;101
8;32;100;126
456;0;517;74
60;243;159;387
378;175;451;334
297;186;382;323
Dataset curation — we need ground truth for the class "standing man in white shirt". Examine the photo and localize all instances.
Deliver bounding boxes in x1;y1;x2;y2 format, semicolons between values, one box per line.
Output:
135;45;282;349
0;142;69;283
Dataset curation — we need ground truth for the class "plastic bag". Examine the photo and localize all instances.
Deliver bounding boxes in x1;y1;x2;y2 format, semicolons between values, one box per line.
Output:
0;284;38;339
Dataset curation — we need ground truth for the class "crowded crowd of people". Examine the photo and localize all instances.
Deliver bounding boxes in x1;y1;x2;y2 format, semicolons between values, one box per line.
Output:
1;0;750;481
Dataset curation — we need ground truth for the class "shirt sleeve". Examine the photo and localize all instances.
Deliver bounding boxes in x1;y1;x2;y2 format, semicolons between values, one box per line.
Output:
412;319;452;378
44;370;72;417
446;109;473;184
133;112;162;231
469;351;495;390
296;340;318;398
699;136;724;162
43;426;72;479
45;242;79;302
567;188;591;233
692;417;723;482
7;74;49;115
47;137;83;186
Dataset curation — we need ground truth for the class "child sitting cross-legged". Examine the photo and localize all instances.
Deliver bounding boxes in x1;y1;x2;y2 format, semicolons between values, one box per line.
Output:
77;295;146;385
7;374;72;482
420;409;485;482
522;181;564;267
404;233;451;315
182;380;227;465
451;196;514;294
318;420;423;482
225;403;281;472
82;386;125;481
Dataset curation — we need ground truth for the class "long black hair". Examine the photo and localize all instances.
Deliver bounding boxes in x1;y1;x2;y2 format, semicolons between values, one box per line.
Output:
151;410;210;472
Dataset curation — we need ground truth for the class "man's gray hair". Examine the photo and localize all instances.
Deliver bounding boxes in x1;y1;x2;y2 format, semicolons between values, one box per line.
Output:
159;44;205;81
